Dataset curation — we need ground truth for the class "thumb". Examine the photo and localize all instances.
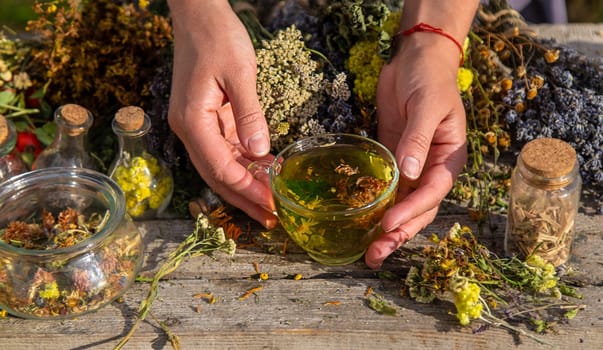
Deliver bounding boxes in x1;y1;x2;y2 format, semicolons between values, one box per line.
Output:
395;110;437;181
226;69;271;157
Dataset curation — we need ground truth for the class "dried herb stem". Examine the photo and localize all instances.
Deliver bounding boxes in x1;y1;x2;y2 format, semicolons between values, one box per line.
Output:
149;312;181;350
114;215;235;350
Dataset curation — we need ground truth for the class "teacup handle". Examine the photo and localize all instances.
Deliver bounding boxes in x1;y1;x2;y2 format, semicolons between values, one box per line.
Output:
247;160;279;216
247;160;272;188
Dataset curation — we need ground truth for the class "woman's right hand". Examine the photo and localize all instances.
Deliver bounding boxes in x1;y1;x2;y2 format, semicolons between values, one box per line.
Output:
167;0;277;227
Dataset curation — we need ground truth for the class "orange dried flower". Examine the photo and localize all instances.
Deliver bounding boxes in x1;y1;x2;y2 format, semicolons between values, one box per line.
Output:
493;40;505;52
526;87;538;100
501;78;513;91
58;207;79;231
544;49;560;63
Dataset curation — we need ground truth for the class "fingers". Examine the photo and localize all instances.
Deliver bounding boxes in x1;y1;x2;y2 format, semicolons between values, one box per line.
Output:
382;141;467;233
394;90;439;181
173;99;276;225
221;60;271;158
365;206;438;269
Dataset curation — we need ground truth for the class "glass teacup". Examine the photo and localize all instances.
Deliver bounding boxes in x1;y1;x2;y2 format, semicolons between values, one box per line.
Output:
250;133;399;265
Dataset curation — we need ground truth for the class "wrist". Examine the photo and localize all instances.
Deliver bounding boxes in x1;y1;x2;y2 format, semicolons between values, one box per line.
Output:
400;0;478;45
169;0;232;33
395;32;462;73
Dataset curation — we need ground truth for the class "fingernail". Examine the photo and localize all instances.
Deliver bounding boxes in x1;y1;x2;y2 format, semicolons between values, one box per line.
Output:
249;133;270;156
401;156;420;180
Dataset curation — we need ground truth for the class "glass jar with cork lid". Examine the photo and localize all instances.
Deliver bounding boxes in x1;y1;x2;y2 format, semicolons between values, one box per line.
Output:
0;115;27;183
108;106;173;219
504;137;581;267
32;104;96;170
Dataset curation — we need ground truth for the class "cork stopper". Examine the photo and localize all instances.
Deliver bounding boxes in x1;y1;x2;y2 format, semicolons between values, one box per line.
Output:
61;104;89;126
115;106;145;131
0;115;8;144
520;138;576;178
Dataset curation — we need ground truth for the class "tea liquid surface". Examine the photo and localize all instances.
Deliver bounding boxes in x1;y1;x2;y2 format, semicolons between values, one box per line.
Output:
272;144;396;265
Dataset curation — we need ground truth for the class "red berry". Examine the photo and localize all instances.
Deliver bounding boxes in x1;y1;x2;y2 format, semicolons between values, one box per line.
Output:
16;131;43;156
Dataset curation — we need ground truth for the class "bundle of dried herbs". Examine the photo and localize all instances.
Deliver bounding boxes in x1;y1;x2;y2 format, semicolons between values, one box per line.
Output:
404;223;584;344
114;212;236;350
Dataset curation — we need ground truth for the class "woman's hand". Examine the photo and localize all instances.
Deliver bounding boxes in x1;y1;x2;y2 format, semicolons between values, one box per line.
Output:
167;0;277;228
365;34;468;269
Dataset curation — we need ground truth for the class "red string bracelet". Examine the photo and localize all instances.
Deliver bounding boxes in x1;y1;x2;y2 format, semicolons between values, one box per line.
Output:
398;22;465;66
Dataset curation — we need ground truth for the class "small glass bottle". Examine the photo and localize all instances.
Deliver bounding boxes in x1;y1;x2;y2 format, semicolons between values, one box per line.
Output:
108;106;173;219
0;115;27;183
505;138;581;267
32;104;96;170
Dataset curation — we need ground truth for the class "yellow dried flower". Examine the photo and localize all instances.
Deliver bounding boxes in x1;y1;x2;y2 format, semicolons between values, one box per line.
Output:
46;4;57;14
515;101;526;113
457;67;474;93
346;40;384;104
484;131;497;145
516;65;526;78
39;281;60;300
453;281;483;326
530;75;545;89
498;131;511;148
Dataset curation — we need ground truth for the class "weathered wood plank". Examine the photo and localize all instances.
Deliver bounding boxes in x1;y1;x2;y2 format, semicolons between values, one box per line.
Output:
531;23;603;55
1;278;601;349
134;212;603;285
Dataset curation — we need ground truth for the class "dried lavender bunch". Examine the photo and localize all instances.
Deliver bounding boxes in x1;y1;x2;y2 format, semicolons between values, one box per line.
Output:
502;41;603;204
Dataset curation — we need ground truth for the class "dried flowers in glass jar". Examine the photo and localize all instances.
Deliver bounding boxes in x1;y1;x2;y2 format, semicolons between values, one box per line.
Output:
505;138;581;266
0;168;143;319
108;106;173;219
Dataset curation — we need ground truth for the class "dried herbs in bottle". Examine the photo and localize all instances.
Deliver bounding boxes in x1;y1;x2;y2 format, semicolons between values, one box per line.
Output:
505;138;581;266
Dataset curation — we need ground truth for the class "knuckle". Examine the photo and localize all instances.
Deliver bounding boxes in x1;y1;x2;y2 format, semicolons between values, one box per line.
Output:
405;132;431;154
235;110;263;127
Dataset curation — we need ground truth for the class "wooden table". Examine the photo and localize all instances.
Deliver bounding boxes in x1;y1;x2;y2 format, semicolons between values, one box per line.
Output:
2;24;603;350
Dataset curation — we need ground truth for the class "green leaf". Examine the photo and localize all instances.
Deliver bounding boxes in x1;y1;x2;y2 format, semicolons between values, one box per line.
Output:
564;307;580;320
284;178;333;203
559;283;583;299
0;90;16;106
366;292;397;316
34;122;57;146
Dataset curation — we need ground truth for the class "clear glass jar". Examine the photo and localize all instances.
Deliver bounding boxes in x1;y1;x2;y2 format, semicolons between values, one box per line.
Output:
0;168;144;319
32;104;96;170
108;106;173;219
0;115;27;183
505;138;581;267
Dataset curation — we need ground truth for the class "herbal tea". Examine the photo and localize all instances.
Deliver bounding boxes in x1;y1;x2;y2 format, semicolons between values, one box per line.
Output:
272;143;397;265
